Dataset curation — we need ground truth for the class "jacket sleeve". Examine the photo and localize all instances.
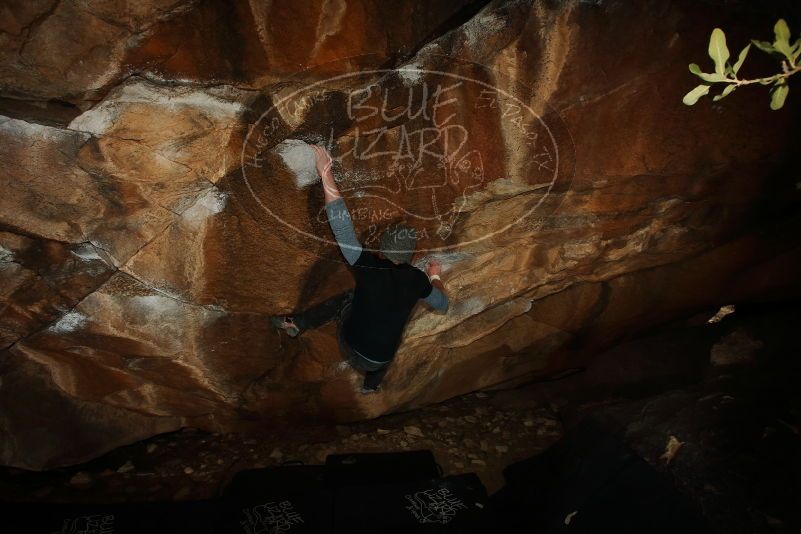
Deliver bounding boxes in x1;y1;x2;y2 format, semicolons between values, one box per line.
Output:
423;284;449;311
325;198;362;265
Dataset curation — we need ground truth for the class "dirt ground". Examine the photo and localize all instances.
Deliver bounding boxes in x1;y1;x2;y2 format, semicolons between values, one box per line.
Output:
0;388;562;503
1;301;799;534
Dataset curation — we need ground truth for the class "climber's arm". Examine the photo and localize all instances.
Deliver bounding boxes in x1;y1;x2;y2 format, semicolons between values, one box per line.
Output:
318;148;342;204
423;261;449;311
325;198;362;265
424;284;449;311
315;145;362;265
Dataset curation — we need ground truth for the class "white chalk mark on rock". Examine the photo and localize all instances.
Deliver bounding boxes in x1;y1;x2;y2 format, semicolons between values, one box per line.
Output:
274;139;320;188
398;65;423;87
0;244;14;263
181;188;228;229
463;12;505;50
70;242;110;264
68;80;246;135
50;311;88;333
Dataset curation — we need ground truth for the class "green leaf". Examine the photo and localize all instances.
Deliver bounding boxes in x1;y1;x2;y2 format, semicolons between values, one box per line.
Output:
774;19;791;43
725;63;734;76
792;38;801;62
712;85;736;102
701;73;729;83
683;84;711;105
722;84;736;98
751;40;775;54
713;84;736;101
770;83;789;110
774;41;794;61
773;19;794;60
732;43;750;75
689;61;728;83
709;28;730;75
722;83;736;97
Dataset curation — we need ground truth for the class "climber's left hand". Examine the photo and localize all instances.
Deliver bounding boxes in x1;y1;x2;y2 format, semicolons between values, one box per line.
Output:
312;145;333;179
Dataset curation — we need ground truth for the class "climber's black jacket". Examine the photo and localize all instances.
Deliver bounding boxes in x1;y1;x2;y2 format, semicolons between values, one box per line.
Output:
342;249;433;363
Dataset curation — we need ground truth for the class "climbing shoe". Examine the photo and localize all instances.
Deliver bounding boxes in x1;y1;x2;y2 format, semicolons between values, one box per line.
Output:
270;316;300;338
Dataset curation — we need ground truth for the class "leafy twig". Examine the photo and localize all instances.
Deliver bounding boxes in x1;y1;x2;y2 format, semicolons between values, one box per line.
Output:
684;19;800;110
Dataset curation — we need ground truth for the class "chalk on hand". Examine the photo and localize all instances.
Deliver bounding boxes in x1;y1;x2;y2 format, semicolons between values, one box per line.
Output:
274;139;319;189
413;251;474;273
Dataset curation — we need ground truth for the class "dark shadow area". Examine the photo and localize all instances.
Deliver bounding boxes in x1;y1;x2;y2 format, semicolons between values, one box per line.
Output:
0;97;82;128
1;299;798;533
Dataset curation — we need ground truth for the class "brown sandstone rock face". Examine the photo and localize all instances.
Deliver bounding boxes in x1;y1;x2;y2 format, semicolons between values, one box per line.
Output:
1;0;800;469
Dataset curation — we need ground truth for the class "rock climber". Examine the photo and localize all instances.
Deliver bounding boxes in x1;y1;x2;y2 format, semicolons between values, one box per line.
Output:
272;145;449;393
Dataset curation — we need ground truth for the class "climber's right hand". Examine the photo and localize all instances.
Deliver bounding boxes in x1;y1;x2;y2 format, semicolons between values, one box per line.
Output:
426;261;442;277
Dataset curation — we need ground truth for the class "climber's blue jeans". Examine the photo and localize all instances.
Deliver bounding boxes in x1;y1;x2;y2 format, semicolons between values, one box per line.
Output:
292;290;390;389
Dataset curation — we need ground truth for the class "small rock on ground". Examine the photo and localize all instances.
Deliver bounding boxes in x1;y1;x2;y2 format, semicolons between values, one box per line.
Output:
116;461;134;474
69;472;93;487
404;425;424;437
